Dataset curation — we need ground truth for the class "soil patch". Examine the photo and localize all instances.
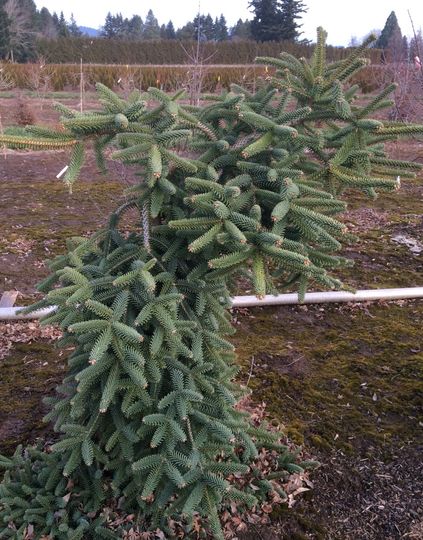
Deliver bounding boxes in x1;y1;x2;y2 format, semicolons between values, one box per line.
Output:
275;444;423;540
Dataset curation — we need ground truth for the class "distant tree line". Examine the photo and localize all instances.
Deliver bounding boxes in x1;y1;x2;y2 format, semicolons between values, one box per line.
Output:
2;2;421;67
100;11;234;42
99;1;307;43
0;0;311;62
0;0;81;61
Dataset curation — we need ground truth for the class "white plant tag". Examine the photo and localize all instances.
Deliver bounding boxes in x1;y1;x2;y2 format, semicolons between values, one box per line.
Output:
56;165;69;179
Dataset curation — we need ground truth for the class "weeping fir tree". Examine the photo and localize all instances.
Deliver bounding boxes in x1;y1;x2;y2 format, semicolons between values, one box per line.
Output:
1;28;422;539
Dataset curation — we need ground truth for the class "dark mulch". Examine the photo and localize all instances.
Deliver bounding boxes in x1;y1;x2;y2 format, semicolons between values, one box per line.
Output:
288;445;423;539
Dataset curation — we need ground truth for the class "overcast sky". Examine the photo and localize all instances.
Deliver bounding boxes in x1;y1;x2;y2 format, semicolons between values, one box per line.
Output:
34;1;423;45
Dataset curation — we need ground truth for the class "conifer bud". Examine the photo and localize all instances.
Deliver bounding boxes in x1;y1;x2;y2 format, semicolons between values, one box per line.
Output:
114;113;129;129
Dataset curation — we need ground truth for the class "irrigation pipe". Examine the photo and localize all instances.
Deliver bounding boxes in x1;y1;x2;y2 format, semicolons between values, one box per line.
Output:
1;287;422;321
232;287;423;308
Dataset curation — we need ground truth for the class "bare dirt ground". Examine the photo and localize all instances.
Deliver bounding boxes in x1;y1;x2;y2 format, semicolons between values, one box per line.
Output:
0;94;422;539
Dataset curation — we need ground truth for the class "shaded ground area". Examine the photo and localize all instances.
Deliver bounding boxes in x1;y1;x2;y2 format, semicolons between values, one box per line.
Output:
0;94;422;538
0;329;64;453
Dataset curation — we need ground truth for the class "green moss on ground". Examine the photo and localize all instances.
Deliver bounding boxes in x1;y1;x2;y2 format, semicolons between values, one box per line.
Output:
0;342;66;454
233;301;423;456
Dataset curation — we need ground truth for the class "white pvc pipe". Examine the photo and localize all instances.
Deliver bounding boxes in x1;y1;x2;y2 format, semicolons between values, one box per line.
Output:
1;287;422;320
231;287;423;308
0;307;56;321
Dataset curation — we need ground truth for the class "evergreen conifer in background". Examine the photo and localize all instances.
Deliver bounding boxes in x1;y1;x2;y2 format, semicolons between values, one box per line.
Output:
375;11;402;50
0;0;10;59
375;11;407;62
249;0;307;42
0;28;422;539
279;0;307;41
249;0;283;42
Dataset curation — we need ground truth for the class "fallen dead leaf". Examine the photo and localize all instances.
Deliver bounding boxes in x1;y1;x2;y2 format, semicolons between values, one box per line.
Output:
0;320;62;361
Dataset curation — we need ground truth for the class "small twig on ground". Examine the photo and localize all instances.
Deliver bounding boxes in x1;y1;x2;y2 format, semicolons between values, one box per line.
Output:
246;355;255;386
285;355;305;368
250;523;266;540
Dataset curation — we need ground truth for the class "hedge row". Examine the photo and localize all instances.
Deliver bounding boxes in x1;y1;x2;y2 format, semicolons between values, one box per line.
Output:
0;63;273;92
35;37;382;65
0;63;389;93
